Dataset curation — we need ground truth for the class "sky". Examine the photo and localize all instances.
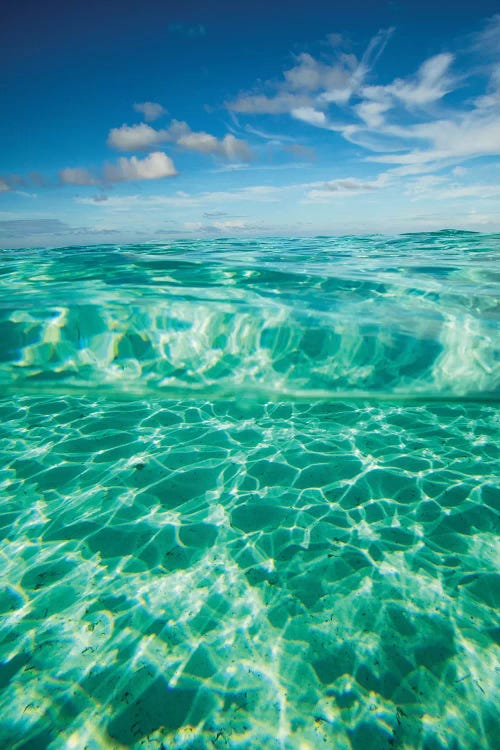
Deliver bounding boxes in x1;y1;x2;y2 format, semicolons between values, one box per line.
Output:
1;0;500;247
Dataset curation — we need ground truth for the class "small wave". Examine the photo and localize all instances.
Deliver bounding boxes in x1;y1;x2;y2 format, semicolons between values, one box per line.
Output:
0;233;499;401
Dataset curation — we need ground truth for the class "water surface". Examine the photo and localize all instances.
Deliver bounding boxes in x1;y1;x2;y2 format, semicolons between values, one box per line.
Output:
0;233;499;749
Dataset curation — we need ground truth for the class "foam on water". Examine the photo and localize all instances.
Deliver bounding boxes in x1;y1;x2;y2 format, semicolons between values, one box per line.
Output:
0;233;499;749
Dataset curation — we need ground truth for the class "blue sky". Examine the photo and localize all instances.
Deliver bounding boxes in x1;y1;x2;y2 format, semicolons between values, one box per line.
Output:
1;0;500;246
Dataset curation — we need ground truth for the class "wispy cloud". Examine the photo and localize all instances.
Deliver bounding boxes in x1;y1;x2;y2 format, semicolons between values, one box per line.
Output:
304;173;390;202
227;28;394;115
367;111;500;172
77;184;291;211
242;124;298;144
76;176;393;215
405;174;500;201
210;160;314;174
362;53;456;109
473;13;500;56
226;16;500;176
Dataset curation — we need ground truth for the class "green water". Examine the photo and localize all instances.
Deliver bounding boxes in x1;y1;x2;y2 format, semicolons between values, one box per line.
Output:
0;233;499;749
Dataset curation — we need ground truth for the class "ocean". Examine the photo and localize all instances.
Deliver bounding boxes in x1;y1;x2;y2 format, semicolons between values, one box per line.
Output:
0;232;498;749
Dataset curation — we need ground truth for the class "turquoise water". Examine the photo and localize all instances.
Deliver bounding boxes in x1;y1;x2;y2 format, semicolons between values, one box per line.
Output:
0;232;498;749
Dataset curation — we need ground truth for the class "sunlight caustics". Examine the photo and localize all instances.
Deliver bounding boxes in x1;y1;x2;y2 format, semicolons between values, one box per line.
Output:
0;233;499;749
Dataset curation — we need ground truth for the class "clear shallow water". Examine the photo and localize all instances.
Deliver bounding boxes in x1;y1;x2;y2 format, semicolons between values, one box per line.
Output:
0;233;499;749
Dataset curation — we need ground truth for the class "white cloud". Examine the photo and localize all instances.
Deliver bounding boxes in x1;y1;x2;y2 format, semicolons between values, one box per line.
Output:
176;131;252;160
304;174;390;201
403;172;500;203
78;176;403;215
320;27;395;104
228;92;312;115
284;51;358;96
291;107;328;126
428;183;500;200
165;119;190;140
78;184;291;210
211;160;314;174
449;185;500;199
14;191;38;199
354;99;392;128
243;124;297;144
394;52;455;106
0;179;10;192
228;29;394;116
107;119;251;161
133;101;167;122
212;219;248;229
473;64;500;109
226;25;500;177
104;152;177;182
107;123;168;150
404;174;448;195
342;49;500;173
368;111;500;170
428;114;500;156
473;14;500;57
323;177;380;191
59;167;98;185
361;53;455;111
185;219;249;232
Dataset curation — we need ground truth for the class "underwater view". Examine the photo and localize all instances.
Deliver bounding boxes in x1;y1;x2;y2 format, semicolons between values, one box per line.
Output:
0;232;499;750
